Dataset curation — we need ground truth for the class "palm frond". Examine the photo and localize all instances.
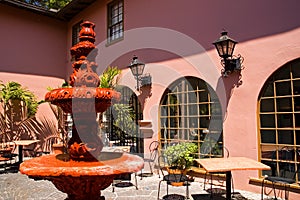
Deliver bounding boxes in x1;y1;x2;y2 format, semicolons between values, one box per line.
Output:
99;66;121;89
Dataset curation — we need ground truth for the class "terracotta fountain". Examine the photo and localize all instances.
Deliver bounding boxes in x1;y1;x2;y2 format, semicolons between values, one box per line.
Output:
20;21;144;200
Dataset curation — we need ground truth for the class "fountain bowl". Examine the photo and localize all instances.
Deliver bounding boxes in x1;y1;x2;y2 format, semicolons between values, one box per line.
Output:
20;152;144;200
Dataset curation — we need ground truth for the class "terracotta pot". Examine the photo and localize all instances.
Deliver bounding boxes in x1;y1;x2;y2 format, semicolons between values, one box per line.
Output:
52;144;64;154
167;167;187;175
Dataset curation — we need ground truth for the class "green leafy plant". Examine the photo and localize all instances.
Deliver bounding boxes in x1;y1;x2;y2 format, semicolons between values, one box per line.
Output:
0;81;40;143
164;142;198;169
99;66;121;89
0;81;39;117
112;103;136;135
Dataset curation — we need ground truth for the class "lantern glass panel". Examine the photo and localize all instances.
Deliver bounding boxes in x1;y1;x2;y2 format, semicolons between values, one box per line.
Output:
227;40;236;57
215;43;224;57
130;66;138;76
130;64;145;77
137;64;145;76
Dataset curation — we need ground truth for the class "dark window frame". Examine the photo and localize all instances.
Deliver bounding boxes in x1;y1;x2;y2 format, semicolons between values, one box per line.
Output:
159;77;224;160
259;58;300;183
107;0;124;44
72;20;83;46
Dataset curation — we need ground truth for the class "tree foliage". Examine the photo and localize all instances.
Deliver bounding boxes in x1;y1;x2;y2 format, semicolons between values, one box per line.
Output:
20;0;72;10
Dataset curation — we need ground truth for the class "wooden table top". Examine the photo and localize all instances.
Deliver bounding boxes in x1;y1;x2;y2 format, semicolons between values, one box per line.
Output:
195;157;271;173
13;140;40;146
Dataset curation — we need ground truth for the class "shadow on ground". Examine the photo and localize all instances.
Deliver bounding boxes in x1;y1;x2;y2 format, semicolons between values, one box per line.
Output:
192;193;249;200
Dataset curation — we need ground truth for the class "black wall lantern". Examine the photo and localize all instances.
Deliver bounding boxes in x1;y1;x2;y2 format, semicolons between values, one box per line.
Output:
213;31;244;76
127;55;152;155
128;56;151;90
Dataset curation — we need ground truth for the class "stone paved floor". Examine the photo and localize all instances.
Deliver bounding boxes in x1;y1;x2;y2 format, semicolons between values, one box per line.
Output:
0;169;269;200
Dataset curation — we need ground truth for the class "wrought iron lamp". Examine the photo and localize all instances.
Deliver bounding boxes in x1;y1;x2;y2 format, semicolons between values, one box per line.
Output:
128;56;151;90
128;55;151;155
213;31;244;76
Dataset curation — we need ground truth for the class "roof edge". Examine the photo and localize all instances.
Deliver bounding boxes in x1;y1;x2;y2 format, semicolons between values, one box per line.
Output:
0;0;60;19
0;0;99;21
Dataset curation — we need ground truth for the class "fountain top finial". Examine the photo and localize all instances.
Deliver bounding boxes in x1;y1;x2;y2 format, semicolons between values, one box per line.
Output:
79;21;96;43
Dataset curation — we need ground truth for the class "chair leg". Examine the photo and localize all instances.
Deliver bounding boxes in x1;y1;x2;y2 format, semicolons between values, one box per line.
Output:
157;167;160;178
134;173;138;190
210;174;213;199
261;180;264;200
284;185;289;200
140;168;143;180
186;181;190;199
149;161;153;174
166;181;169;196
112;180;115;192
204;173;207;190
272;183;278;200
157;180;162;200
231;176;235;197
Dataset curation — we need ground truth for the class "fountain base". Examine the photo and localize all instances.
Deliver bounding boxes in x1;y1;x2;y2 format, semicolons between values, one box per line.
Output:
20;152;144;200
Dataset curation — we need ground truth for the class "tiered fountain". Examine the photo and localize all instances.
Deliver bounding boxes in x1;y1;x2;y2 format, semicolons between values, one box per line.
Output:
20;21;144;200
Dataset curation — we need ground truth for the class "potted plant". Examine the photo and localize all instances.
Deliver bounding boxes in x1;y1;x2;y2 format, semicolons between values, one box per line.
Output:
164;142;198;172
163;142;198;186
0;81;39;143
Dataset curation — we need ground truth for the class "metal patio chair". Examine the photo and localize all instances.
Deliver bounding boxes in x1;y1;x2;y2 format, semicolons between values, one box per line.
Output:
261;146;299;200
157;155;190;199
112;148;138;192
203;146;234;199
140;140;160;179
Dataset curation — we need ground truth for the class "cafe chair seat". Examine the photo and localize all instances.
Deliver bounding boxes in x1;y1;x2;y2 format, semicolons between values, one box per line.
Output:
265;176;295;184
163;173;189;183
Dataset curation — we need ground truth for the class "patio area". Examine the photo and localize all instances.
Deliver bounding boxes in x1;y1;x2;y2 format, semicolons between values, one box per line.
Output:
0;169;264;200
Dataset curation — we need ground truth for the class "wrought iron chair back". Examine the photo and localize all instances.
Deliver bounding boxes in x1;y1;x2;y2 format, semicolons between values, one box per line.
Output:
261;146;299;200
203;146;234;198
140;140;159;179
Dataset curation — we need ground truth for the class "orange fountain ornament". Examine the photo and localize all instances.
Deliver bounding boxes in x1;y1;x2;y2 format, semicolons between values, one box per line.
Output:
20;21;144;200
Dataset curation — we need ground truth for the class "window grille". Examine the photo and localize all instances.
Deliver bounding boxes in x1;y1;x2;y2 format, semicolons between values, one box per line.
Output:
107;0;123;43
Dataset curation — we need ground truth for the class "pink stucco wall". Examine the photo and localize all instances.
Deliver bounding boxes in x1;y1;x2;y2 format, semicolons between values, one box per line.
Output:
1;0;300;198
0;4;67;79
65;1;300;197
0;4;67;123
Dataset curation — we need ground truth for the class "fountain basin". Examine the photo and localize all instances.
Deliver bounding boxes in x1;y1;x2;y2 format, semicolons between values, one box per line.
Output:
45;87;120;113
20;152;144;200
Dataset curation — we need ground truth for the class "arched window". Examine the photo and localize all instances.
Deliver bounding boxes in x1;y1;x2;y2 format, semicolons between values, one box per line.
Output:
258;58;300;183
159;77;223;158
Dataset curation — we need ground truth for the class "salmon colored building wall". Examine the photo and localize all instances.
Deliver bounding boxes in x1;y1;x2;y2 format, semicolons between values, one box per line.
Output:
1;0;300;198
0;4;67;117
65;1;300;197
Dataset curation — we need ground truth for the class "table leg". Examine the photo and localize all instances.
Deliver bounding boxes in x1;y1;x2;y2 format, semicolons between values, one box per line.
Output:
18;145;23;163
226;171;232;200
